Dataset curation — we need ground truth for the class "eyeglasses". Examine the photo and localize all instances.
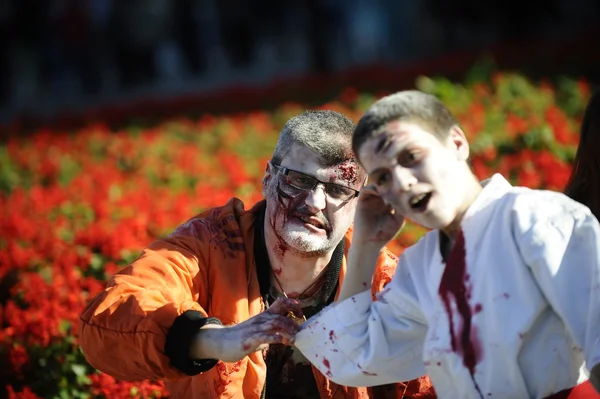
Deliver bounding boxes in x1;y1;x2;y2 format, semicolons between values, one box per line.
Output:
273;164;359;202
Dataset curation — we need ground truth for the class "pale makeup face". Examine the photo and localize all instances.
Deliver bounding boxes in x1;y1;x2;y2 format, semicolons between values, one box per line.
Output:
358;121;473;233
262;145;363;258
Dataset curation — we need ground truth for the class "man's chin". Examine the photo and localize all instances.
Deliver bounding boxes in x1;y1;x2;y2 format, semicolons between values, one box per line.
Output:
283;232;332;256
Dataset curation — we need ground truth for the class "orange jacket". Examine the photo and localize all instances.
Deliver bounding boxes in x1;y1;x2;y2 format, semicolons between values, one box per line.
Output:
79;198;435;398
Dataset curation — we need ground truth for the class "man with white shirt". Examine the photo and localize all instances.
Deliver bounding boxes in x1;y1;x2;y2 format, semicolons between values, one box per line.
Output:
294;90;600;398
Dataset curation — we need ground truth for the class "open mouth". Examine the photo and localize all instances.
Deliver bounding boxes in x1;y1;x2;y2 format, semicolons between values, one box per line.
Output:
296;215;326;230
409;192;432;212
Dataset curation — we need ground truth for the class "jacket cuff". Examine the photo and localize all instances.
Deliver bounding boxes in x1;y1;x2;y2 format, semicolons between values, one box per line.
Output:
165;310;223;375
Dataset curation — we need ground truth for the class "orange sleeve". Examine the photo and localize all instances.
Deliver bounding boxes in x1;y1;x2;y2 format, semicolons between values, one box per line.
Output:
371;247;400;297
78;221;211;381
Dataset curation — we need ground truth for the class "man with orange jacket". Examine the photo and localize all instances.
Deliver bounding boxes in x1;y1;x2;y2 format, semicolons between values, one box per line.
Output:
79;110;435;398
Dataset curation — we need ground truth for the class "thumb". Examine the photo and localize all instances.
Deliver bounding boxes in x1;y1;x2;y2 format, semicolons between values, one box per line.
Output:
267;297;304;318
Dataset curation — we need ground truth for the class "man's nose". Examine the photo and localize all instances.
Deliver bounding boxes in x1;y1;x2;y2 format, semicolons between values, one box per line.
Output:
304;183;327;212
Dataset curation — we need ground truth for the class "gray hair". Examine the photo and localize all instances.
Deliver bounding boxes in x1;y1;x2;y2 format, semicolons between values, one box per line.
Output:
272;110;357;166
352;90;458;159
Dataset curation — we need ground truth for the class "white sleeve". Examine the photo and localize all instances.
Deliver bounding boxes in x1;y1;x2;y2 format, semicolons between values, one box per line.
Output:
513;193;600;370
294;255;428;387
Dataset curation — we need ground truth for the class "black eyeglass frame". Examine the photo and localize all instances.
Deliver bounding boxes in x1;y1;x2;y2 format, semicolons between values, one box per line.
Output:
272;164;360;201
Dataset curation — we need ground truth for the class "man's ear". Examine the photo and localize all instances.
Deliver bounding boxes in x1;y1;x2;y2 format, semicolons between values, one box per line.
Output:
262;161;274;197
449;125;470;161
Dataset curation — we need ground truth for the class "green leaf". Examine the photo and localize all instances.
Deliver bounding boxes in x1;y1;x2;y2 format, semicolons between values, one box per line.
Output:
71;364;87;377
0;145;21;194
75;372;91;386
59;320;72;335
90;253;104;271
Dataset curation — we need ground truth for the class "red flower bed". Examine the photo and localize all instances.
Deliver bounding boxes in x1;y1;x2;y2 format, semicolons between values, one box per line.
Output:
0;71;590;398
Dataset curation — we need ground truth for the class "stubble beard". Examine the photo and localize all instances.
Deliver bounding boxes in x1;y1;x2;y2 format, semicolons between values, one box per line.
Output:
280;222;336;258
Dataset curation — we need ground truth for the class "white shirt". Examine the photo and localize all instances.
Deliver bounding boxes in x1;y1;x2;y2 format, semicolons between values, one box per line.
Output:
295;174;600;398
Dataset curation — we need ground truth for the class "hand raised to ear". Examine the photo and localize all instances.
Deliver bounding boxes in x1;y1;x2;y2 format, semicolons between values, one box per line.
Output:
352;185;405;248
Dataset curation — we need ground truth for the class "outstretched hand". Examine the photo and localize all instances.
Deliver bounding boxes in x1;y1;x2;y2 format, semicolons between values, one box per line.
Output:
197;297;304;363
352;185;405;248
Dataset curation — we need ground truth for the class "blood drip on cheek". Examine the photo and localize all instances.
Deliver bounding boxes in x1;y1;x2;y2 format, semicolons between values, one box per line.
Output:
269;183;309;259
269;183;293;258
336;163;359;185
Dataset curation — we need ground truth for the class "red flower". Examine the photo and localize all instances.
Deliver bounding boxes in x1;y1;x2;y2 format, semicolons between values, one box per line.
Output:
6;386;43;399
9;345;29;374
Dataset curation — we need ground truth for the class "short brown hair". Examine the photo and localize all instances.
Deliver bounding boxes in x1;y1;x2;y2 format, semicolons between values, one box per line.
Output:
352;90;459;160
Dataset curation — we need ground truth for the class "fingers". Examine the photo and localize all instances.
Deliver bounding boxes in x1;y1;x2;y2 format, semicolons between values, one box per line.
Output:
239;316;300;354
260;315;302;335
358;187;384;204
252;332;297;347
358;187;399;219
359;184;379;196
358;188;388;209
267;297;304;319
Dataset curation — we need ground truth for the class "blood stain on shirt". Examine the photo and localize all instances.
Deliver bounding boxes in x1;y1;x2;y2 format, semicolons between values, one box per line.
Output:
357;364;378;376
329;330;336;343
438;230;484;397
322;357;333;377
241;341;252;351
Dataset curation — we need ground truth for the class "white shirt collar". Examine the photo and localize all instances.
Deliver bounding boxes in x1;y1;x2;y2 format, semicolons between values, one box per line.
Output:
463;174;513;226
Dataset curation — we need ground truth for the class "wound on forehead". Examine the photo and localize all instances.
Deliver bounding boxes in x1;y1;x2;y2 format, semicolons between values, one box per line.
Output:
336;161;360;185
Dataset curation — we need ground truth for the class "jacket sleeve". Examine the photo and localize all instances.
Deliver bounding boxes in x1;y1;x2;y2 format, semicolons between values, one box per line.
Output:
78;219;216;381
371;247;399;297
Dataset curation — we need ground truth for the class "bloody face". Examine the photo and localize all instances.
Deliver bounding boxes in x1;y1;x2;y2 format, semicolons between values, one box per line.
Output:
262;145;363;258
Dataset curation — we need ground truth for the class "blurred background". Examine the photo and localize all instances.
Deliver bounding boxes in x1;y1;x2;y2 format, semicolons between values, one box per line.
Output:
1;0;600;131
2;2;600;398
